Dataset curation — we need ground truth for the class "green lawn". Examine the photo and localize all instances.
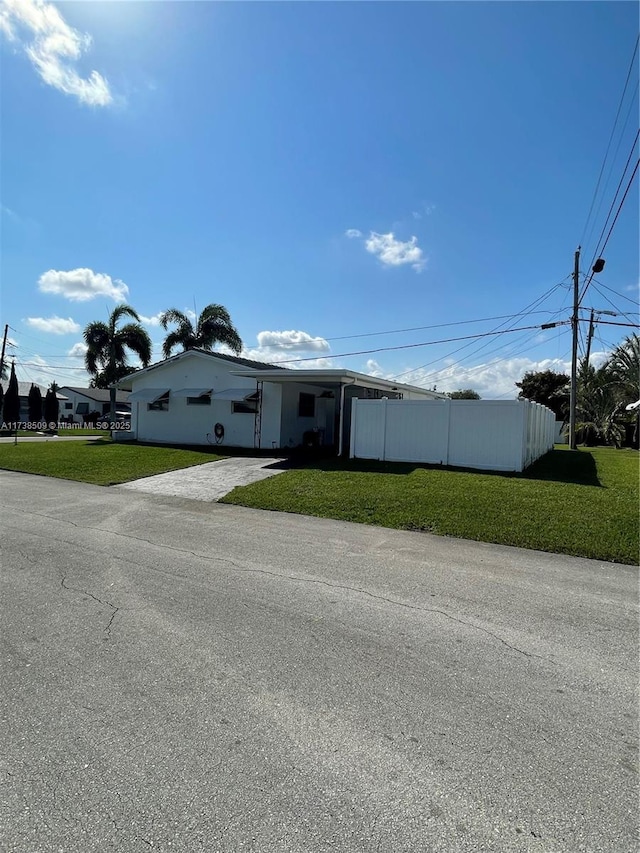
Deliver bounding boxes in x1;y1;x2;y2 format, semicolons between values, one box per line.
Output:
0;439;223;486
221;447;639;565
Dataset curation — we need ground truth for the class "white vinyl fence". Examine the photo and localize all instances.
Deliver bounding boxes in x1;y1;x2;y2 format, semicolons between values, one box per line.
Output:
350;398;555;472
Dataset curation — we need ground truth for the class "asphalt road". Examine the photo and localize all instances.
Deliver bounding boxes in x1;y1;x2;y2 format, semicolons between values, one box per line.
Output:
1;471;638;853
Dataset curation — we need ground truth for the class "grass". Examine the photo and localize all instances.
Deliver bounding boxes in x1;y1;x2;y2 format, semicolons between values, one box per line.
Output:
221;446;639;565
0;439;223;486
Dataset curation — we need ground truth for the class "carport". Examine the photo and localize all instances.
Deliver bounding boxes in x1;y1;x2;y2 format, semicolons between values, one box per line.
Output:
232;368;444;454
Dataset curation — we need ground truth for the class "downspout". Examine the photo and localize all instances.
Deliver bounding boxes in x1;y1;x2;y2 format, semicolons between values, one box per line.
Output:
337;380;357;457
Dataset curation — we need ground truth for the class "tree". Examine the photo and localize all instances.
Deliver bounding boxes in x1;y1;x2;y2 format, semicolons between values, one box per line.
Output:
606;333;639;404
515;370;569;419
447;389;481;400
575;334;639;448
575;360;624;447
44;386;59;429
2;362;20;428
84;304;152;424
160;304;243;359
0;384;4;418
28;384;42;423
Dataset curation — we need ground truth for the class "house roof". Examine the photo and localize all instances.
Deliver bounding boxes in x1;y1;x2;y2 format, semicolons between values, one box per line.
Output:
58;386;131;404
115;348;286;389
0;381;68;400
114;347;445;399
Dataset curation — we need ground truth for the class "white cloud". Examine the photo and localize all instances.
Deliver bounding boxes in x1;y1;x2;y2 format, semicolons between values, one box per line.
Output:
364;359;385;377
0;0;113;106
38;268;129;302
67;341;88;358
395;356;572;399
214;329;332;369
345;228;362;239
365;232;426;272
26;315;80;335
240;347;336;370
256;330;330;353
139;312;164;327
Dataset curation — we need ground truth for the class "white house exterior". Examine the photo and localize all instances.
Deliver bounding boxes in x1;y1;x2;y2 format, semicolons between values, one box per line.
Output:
115;349;443;452
57;386;131;423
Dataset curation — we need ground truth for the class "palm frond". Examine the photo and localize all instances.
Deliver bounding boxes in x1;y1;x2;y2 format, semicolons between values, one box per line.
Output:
162;329;188;359
117;324;152;366
160;308;192;332
110;304;141;332
199;320;243;354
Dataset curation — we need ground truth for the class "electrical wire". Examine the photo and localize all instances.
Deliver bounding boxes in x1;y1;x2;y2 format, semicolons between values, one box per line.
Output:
390;278;571;381
579;33;640;248
583;79;639;254
591;283;639;326
581;156;640;304
275;322;569;365
420;328;572;390
581;130;639;298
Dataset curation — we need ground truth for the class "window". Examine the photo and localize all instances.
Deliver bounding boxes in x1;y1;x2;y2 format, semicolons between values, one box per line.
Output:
64;402;72;410
187;394;211;405
148;392;170;412
76;402;89;414
298;392;315;418
232;400;257;414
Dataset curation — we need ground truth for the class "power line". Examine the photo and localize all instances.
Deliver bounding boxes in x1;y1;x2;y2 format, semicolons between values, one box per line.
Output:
583;78;639;255
583;129;639;283
390;279;570;381
275;322;569;364
416;328;572;390
579;33;640;247
589;276;640;308
580;155;640;303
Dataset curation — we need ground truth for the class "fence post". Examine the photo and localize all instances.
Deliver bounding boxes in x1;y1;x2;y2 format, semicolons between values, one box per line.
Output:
381;397;388;461
349;397;357;458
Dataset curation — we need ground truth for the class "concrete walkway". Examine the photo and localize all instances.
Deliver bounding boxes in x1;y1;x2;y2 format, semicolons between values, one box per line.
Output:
117;456;289;502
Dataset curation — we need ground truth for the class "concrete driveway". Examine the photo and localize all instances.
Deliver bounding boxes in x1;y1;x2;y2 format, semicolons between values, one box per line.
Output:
118;455;290;501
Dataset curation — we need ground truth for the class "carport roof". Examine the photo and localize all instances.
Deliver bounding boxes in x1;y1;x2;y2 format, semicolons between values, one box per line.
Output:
231;368;446;398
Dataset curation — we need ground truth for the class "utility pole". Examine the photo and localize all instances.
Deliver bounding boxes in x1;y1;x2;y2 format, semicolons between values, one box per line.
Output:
584;309;596;367
0;324;8;380
568;248;580;450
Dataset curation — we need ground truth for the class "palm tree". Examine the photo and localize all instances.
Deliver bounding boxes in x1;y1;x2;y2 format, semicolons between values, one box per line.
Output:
160;304;242;359
576;359;624;447
83;304;152;424
606;333;639;403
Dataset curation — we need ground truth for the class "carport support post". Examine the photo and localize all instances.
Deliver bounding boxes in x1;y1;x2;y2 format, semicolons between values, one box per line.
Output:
568;247;580;450
338;383;346;457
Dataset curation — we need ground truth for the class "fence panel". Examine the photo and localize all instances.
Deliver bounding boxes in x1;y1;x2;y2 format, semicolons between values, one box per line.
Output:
384;400;449;464
350;398;555;472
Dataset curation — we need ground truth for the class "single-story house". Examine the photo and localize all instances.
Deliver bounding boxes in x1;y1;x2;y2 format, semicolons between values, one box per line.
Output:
115;349;444;452
57;386;132;423
0;381;67;424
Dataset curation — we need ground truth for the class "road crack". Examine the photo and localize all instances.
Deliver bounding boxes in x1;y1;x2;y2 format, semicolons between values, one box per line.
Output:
19;509;549;661
60;574;120;637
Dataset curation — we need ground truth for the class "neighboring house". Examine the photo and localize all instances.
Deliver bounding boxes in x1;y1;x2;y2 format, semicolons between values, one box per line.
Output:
0;381;67;424
57;386;132;423
115;349;444;452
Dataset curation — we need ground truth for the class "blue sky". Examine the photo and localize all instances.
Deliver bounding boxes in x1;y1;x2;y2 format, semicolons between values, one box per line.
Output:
1;0;638;397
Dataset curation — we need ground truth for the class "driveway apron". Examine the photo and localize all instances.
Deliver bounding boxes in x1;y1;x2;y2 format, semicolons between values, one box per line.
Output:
117;456;287;502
